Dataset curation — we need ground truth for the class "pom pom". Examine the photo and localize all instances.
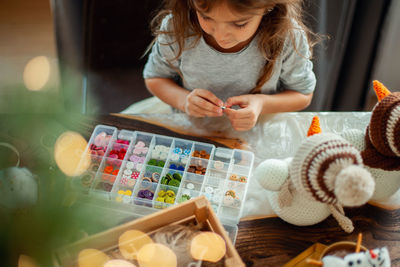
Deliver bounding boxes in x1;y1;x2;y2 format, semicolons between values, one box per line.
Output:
307;116;321;137
334;165;375;207
373;80;391;102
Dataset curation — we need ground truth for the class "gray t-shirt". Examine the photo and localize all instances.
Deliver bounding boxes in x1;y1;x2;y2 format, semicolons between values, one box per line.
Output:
143;15;316;102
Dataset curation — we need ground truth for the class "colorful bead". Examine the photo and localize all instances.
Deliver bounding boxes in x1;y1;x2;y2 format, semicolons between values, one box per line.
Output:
131;172;139;179
124;169;132;176
104;165;113;174
120;177;128;185
126;161;134;170
135;141;145;148
225;190;236;198
152;172;160;183
171;153;180;161
177;166;185;171
127;179;136;187
205;186;214;194
173;147;182;154
239;176;247;183
229;174;238;181
214;161;224;170
186;183;195;190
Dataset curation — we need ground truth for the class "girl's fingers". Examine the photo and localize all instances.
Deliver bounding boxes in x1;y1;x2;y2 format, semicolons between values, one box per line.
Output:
223;107;251;120
191;97;223;116
225;95;249;108
196;89;224;107
189;101;222;117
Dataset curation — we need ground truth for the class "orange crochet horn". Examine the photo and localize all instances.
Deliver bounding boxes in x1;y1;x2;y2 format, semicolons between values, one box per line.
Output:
373;80;391;102
307;116;321;137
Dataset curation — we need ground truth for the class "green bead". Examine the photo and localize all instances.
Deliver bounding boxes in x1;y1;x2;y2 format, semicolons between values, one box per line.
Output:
148;159;157;166
172;172;182;181
168;179;180;187
157;160;165;167
161;177;168;185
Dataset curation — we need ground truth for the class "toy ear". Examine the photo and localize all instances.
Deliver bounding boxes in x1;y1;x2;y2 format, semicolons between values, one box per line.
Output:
373;80;391;102
254;159;289;191
307;116;321;137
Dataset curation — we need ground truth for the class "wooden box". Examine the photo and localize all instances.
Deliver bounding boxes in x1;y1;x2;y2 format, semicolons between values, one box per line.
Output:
54;196;244;267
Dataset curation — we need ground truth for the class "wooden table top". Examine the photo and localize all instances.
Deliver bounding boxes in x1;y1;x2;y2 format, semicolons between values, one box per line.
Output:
2;114;400;266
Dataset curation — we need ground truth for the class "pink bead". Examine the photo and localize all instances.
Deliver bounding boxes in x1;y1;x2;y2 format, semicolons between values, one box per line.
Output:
94;132;107;147
135;141;145;148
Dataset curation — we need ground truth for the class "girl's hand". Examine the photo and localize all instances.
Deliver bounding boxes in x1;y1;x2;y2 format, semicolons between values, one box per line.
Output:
184;89;224;117
224;94;264;131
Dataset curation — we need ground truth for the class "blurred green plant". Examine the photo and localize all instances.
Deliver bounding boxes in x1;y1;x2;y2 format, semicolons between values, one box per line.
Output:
0;67;112;266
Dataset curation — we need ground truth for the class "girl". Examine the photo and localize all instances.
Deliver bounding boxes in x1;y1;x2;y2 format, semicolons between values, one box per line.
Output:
142;0;319;131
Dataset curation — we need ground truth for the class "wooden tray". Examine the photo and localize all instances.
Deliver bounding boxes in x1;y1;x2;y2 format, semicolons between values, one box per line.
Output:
54;196;244;267
283;243;327;267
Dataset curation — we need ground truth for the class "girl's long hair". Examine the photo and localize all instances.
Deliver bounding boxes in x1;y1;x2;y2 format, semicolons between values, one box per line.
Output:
148;0;320;93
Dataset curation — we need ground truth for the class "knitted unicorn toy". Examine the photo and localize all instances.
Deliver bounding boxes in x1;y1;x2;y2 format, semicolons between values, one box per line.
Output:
253;116;375;233
341;80;400;200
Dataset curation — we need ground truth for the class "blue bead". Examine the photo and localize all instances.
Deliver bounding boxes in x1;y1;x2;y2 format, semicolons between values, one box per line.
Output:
170;164;177;169
178;166;185;171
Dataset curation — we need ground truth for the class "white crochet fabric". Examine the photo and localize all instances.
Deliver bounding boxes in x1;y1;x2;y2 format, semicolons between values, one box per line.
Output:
341;129;400;201
254;130;374;233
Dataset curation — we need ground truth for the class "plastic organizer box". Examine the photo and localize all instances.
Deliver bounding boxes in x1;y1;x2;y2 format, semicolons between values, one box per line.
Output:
74;125;254;225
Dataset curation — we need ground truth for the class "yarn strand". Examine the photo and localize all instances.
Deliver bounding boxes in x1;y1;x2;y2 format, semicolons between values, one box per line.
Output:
329;204;354;233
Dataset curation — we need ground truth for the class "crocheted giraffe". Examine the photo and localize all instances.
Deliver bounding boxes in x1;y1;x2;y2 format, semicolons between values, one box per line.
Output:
341;80;400;200
254;116;375;232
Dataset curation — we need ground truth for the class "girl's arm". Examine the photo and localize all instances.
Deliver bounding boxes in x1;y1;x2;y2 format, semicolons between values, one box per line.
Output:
145;78;188;112
257;90;313;114
145;78;224;117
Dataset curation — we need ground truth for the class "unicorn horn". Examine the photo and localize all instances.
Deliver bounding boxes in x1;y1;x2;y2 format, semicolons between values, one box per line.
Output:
307;116;321;137
373;80;391;102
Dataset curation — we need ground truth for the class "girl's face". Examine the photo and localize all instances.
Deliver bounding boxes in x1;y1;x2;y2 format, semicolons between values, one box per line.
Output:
196;1;265;51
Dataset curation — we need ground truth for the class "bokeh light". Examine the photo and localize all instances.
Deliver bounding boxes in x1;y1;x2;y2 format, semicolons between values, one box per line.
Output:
104;259;137;267
78;249;110;267
23;56;51;91
137;243;177;267
118;230;153;260
190;232;226;263
54;131;90;176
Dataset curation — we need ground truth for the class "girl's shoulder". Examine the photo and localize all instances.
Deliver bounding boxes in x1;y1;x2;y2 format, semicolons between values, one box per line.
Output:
159;13;174;32
281;21;310;55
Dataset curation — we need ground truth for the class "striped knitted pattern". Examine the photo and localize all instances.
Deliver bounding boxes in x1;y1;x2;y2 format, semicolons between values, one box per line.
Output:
363;92;400;170
290;133;363;204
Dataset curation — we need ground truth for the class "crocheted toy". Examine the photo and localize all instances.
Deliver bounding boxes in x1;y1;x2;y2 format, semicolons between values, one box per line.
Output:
253;116;375;233
321;247;390;267
341;80;400;200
